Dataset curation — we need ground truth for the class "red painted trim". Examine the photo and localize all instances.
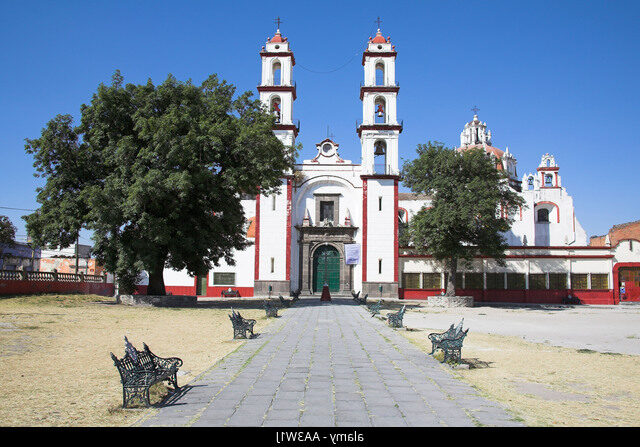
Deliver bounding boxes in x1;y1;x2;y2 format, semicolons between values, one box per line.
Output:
535;201;560;223
362;178;368;283
0;280;114;296
613;262;640;304
537;167;559;172
400;245;611;250
357;124;403;137
362;51;397;65
286;178;292;281
360;85;400;100
273;124;299;137
257;85;297;100
394;179;399;283
399;254;613;259
360;174;401;180
254;192;260;280
260;51;295;66
205;286;254;298
398;288;614;305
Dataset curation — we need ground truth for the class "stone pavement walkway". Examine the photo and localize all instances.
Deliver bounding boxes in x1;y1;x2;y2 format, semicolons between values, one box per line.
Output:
139;301;521;427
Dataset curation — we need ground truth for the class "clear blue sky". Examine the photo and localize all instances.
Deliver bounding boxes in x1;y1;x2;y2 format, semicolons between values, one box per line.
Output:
1;0;639;244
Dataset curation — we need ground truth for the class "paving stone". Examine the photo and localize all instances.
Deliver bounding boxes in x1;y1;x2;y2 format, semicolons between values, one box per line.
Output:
140;302;520;427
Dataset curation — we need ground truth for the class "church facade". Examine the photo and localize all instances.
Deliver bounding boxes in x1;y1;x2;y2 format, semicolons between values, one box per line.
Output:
144;27;640;304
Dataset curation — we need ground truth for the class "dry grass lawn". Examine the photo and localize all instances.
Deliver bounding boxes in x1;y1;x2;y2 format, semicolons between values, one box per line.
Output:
393;309;640;426
0;294;274;426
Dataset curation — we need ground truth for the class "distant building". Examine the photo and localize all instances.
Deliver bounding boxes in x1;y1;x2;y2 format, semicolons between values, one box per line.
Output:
0;242;40;271
591;220;640;248
39;243;103;275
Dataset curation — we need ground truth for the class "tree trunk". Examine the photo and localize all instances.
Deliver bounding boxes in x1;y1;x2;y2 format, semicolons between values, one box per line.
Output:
445;257;457;297
146;258;166;296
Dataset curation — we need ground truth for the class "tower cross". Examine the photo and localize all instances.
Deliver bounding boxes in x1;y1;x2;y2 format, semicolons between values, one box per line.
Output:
274;16;282;30
471;105;480;115
375;16;382;29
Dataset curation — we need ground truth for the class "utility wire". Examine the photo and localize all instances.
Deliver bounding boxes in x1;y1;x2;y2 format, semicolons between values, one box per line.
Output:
296;51;360;74
0;206;35;212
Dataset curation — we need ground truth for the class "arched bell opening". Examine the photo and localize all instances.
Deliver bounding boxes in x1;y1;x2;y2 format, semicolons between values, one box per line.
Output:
270;96;281;123
374;140;387;174
374;97;386;124
272;61;282;86
375;62;385;86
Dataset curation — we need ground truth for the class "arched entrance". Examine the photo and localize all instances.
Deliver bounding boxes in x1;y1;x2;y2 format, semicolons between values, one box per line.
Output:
313;245;340;293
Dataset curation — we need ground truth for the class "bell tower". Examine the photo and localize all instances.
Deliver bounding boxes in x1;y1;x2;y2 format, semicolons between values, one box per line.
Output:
358;25;402;175
253;20;297;298
257;20;298;147
358;21;400;298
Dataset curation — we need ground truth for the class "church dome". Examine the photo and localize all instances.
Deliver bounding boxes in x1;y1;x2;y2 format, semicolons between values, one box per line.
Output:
457;144;505;159
371;29;388;43
269;30;287;43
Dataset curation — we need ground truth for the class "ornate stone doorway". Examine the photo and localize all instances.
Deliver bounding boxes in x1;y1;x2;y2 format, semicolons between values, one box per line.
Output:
295;225;358;295
313;245;340;292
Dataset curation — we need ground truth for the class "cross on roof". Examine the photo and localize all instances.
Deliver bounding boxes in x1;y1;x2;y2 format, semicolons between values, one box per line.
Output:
471;105;480;115
375;16;382;29
274;16;282;30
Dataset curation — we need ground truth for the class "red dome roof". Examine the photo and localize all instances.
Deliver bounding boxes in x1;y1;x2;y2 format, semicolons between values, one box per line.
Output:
371;30;388;43
270;31;286;43
457;144;505;159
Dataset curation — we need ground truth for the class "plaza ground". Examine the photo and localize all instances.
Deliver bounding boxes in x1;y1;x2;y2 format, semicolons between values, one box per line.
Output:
394;304;640;426
0;294;269;426
0;294;639;426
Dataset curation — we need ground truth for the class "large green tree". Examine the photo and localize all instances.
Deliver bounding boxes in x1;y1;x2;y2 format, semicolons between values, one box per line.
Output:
401;141;524;296
0;215;17;269
0;216;16;245
24;71;295;295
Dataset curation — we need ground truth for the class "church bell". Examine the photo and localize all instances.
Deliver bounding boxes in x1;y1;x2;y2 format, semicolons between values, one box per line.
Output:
374;143;386;156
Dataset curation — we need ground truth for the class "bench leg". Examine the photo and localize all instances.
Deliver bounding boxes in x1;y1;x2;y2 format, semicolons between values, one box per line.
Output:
169;373;179;390
123;386;151;408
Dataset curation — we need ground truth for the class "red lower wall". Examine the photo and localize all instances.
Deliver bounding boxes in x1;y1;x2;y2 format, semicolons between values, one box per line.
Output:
399;288;614;305
0;279;114;297
134;285;254;298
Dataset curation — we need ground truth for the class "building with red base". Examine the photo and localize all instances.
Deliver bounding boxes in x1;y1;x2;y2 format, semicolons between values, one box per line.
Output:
139;26;640;304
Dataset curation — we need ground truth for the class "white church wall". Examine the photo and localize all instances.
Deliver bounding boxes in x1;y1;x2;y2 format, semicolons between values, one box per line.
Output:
365;179;396;283
258;181;288;282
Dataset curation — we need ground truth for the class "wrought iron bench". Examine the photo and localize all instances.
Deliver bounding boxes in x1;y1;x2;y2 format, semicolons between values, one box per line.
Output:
229;309;256;339
387;305;406;328
279;295;292;308
351;290;361;301
221;288;241;298
110;337;182;408
353;293;368;305
428;318;464;354
291;289;301;302
367;299;382;317
437;329;469;364
264;300;278;318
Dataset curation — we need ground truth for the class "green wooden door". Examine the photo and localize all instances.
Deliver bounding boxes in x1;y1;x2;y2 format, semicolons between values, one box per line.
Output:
313;246;340;292
196;275;207;296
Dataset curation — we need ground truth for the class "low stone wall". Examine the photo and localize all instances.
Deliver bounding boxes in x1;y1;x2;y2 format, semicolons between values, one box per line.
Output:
117;294;197;307
427;295;474;307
